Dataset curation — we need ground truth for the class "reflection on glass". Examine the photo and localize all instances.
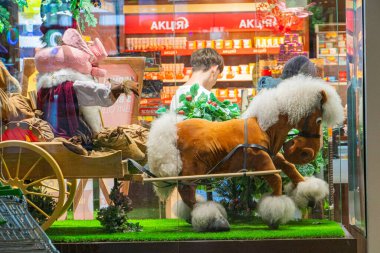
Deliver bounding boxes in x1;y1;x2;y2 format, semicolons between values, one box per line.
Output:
346;0;366;233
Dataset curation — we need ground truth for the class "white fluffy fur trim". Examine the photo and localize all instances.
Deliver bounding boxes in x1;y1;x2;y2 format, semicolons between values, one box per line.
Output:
287;176;329;208
191;201;230;232
258;195;296;225
172;195;205;221
284;181;296;195
37;68;94;90
148;112;184;201
147;112;184;177
79;106;102;135
241;75;344;130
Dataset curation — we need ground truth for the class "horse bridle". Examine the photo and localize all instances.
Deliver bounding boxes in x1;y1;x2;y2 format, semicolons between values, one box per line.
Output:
287;114;321;139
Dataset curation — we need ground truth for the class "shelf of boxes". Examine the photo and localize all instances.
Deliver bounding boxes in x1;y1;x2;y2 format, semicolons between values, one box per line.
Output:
125;47;280;56
316;24;347;66
125;36;294;57
162;74;253;84
145;63;255;84
318;54;347;57
327;81;347;86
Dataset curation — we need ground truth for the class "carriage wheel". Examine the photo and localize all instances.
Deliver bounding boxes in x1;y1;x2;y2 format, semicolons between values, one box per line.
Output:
0;141;65;230
60;179;77;216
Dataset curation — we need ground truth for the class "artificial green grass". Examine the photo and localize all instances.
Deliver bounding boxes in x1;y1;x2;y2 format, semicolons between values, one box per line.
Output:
46;218;345;242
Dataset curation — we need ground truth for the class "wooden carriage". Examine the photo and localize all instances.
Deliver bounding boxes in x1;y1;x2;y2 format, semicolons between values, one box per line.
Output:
0;57;281;231
0;57;146;230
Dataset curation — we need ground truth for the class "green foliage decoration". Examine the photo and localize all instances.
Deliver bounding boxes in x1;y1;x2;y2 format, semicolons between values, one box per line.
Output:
41;0;98;32
97;182;142;233
0;0;28;33
68;0;98;31
309;4;325;33
0;6;10;34
1;0;98;36
156;84;241;121
177;84;241;121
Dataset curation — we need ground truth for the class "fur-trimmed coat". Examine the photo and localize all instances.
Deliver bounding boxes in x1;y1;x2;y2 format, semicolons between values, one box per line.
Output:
36;68;114;140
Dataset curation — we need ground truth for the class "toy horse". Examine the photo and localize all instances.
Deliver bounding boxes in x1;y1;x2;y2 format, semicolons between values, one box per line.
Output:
147;75;344;231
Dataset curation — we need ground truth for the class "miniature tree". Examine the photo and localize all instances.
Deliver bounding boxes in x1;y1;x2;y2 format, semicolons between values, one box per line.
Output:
97;182;142;233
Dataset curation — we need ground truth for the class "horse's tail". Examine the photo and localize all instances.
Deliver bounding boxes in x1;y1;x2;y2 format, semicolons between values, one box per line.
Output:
147;112;184;201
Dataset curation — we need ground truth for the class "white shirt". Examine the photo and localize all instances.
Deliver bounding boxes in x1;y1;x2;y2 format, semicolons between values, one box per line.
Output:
169;85;211;112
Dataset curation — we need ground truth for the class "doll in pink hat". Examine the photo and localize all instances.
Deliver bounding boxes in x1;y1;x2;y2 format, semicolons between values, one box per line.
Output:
35;28;138;148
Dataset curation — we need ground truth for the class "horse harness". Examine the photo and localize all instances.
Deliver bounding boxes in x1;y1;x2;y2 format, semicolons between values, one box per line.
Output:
129;118;275;187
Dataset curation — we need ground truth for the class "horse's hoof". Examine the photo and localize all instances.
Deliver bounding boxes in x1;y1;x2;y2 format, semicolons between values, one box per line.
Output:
268;222;280;230
191;201;230;232
287;177;329;209
257;195;296;226
209;217;230;232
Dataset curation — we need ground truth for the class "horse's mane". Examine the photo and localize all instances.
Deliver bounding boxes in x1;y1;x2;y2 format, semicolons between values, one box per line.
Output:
241;74;344;131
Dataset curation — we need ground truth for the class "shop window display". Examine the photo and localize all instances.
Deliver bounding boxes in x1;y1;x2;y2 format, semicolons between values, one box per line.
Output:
0;0;357;252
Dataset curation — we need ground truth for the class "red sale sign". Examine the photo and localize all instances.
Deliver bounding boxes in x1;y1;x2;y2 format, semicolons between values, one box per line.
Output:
125;12;305;34
125;14;214;34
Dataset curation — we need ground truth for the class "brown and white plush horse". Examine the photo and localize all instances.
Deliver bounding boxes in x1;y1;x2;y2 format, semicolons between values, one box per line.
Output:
147;75;344;231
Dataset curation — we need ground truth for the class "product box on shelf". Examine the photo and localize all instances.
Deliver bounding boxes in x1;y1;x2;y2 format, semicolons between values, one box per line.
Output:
233;39;242;49
255;37;284;48
196;40;206;49
139;107;159;116
224;40;233;49
278;33;307;62
187;41;196;50
215;39;224;49
242;39;252;49
206;40;215;49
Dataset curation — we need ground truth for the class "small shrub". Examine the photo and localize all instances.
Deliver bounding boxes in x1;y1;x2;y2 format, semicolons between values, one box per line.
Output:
97;182;142;233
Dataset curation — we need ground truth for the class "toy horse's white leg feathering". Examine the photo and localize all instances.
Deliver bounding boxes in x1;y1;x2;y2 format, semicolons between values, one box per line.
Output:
172;195;205;222
284;176;329;208
191;201;230;232
257;195;296;229
147;112;184;201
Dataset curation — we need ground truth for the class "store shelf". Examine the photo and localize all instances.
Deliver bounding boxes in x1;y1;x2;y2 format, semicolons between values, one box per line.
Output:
322;63;347;66
162;80;253;88
162;74;252;83
125;48;280;56
328;81;347;86
318;54;346;57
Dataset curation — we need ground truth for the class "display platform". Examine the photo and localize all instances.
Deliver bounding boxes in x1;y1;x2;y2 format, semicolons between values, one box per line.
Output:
48;219;356;253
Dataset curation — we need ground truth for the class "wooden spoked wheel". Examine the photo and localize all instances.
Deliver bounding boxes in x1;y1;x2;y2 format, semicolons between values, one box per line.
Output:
60;178;77;216
0;141;65;230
